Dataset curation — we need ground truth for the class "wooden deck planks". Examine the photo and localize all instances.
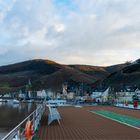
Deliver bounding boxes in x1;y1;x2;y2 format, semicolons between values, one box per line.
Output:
35;106;140;140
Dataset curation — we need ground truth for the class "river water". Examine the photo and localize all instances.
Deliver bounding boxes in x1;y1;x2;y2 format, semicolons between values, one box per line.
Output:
0;101;37;139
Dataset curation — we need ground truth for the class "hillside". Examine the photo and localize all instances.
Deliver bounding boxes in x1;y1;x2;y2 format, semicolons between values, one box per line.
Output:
69;65;109;80
70;64;127;80
102;59;140;89
0;59;138;93
0;59;61;74
34;67;96;91
0;59;62;92
0;59;97;92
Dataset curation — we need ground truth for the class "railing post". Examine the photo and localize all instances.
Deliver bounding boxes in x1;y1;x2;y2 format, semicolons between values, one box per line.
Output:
11;130;20;140
35;108;38;131
17;130;21;140
33;112;36;132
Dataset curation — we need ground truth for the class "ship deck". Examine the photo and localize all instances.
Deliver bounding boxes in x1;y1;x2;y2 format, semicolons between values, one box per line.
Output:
35;106;140;140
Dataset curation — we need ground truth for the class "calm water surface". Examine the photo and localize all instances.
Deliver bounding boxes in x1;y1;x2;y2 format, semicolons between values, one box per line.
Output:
0;101;37;139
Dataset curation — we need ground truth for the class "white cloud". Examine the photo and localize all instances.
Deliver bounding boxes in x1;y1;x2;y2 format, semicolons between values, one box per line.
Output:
54;24;65;32
0;0;140;66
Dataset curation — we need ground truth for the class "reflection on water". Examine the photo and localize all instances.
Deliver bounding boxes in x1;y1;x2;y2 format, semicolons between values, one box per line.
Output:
0;101;36;139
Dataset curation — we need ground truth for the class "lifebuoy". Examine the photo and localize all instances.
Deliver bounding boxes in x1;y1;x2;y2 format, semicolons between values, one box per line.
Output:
24;120;34;140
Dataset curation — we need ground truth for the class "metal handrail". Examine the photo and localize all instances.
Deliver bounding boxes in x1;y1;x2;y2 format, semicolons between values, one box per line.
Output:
2;102;46;140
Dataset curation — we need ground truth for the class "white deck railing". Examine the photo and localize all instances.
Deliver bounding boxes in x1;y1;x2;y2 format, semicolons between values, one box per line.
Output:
2;102;46;140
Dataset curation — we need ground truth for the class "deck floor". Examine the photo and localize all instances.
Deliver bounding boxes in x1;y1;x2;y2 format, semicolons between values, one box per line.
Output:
35;106;140;140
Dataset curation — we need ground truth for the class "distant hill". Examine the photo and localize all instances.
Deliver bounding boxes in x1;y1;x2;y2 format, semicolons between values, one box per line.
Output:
0;58;139;93
69;65;109;80
102;59;140;89
70;64;127;80
0;59;62;92
34;67;96;91
0;59;97;92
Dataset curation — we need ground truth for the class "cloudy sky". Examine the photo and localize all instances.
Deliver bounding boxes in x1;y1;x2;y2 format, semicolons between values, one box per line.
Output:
0;0;140;66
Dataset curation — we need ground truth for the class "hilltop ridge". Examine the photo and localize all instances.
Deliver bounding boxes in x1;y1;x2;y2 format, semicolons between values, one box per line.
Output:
0;58;139;92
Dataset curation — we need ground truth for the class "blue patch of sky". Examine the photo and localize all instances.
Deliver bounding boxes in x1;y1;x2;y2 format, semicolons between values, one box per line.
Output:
53;0;78;16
